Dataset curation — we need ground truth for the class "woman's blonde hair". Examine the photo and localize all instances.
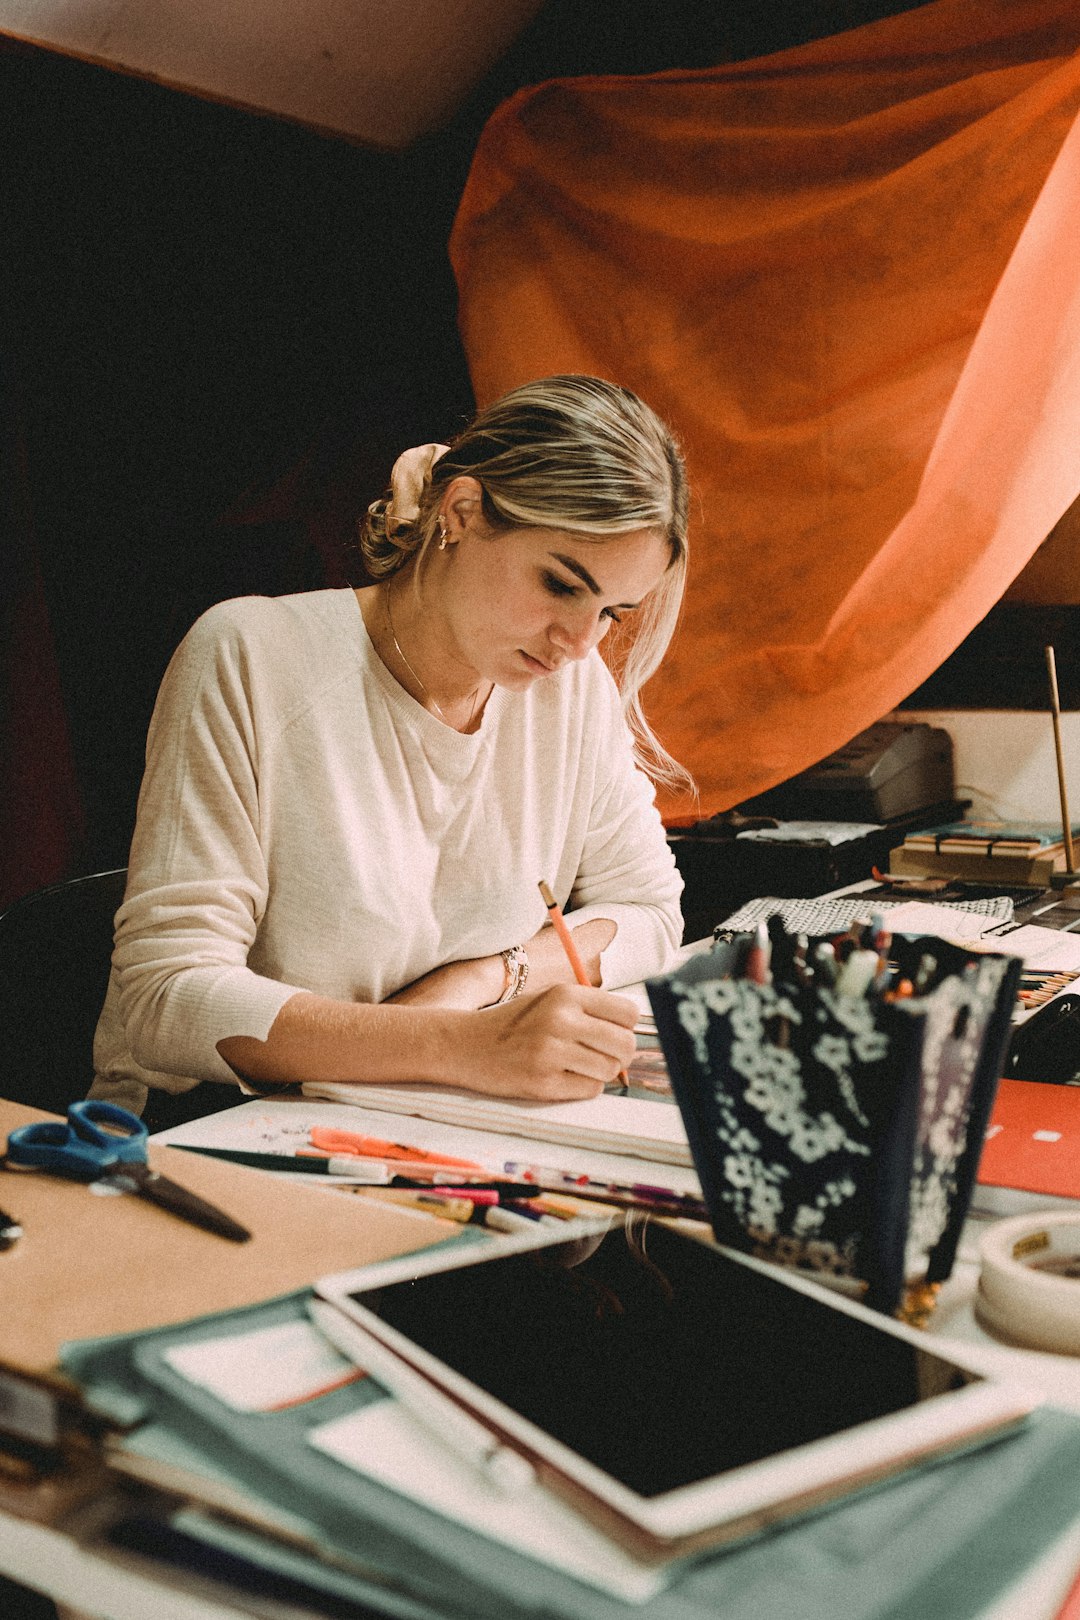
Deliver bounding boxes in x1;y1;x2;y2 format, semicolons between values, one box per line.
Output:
359;375;691;789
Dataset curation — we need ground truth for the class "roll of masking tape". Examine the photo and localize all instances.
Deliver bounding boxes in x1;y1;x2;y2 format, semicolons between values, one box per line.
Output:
977;1212;1080;1355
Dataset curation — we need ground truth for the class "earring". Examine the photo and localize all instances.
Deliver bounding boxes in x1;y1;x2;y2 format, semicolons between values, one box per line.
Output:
437;516;448;551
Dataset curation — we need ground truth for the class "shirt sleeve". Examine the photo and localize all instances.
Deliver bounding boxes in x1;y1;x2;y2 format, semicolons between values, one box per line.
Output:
109;604;306;1084
564;669;685;988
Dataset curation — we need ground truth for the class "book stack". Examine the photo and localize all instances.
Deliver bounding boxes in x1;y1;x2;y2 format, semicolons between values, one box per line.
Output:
888;818;1080;885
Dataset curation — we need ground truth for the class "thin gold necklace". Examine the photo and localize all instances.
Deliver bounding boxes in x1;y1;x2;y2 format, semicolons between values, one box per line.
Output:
384;578;485;730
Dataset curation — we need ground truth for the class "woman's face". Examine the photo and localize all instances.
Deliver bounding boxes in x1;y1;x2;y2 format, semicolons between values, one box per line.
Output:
439;509;671;691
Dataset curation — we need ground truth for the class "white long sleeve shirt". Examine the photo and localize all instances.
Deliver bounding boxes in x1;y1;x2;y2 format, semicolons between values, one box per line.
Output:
92;588;684;1109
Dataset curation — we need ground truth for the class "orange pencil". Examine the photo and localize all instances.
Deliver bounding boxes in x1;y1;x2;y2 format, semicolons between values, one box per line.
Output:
538;878;629;1087
538;879;590;986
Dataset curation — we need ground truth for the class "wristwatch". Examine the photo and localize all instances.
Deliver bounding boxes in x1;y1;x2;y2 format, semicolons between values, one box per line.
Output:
495;943;529;1004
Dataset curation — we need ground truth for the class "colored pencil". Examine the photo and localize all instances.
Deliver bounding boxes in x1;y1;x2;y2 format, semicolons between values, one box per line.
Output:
539;877;629;1086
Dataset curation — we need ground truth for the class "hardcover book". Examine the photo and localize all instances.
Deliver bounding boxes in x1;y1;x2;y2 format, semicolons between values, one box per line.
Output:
894;818;1080;880
903;819;1079;856
889;844;1066;885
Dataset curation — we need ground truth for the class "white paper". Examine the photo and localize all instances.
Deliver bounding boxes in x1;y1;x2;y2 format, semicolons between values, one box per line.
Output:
978;923;1080;970
163;1319;360;1412
735;819;883;845
866;900;1009;942
157;1098;704;1200
309;1400;670;1603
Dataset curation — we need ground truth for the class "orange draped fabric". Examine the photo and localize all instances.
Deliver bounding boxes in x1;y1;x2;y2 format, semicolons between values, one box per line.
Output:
450;0;1080;817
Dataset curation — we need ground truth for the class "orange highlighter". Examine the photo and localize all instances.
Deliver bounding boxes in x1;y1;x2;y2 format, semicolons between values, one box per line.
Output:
306;1128;485;1171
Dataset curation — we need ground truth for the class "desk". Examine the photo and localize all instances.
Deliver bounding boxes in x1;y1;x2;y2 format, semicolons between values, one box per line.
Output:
5;1104;1080;1620
4;1230;1080;1620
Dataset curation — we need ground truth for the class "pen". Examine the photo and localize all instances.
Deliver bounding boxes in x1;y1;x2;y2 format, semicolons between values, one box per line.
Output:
521;1191;625;1220
350;1188;552;1229
351;1189;485;1223
307;1299;535;1495
172;1147;539;1199
501;1160;709;1218
538;877;629;1086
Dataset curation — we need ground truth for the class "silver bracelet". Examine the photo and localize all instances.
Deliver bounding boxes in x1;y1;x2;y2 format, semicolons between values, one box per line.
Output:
495;944;529;1004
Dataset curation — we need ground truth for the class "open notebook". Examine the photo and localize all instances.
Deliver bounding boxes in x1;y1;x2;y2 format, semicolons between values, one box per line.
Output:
299;949;701;1169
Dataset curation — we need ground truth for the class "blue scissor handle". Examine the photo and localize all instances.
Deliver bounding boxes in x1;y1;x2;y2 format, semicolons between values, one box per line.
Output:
6;1100;149;1180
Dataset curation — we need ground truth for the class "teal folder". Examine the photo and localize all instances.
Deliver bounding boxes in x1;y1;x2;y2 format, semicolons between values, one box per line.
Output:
62;1289;1080;1620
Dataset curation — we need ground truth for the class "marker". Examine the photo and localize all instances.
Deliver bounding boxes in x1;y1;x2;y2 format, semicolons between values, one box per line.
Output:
743;922;772;984
834;948;880;998
913;952;938;994
396;1182;541;1201
308;1127;486;1171
307;1299;534;1495
484;1205;547;1233
811;941;838;987
501;1160;709;1219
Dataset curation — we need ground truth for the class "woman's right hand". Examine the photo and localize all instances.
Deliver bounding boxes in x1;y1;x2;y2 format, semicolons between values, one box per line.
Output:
456;984;639;1101
218;981;638;1101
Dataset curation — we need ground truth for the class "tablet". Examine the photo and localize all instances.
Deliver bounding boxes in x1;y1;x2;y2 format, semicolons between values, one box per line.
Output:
315;1219;1036;1559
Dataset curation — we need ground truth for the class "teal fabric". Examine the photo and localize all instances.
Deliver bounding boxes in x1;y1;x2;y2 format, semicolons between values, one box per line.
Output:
63;1291;1080;1620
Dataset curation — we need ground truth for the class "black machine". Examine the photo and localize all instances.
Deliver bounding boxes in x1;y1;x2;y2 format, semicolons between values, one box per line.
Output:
668;722;960;941
737;721;956;824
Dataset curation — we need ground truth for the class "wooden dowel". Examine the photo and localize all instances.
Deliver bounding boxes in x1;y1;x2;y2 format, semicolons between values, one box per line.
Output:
1045;645;1076;874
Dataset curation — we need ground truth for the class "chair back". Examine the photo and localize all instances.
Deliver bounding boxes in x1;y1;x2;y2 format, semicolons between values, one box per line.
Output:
0;869;127;1114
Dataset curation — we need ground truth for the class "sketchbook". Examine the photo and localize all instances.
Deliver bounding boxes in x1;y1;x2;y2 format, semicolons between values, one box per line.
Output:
300;1079;693;1167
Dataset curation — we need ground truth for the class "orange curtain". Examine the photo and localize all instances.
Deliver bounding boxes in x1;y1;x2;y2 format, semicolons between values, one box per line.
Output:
450;0;1080;817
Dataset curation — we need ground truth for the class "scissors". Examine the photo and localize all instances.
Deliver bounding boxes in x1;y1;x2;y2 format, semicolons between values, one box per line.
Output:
5;1100;251;1243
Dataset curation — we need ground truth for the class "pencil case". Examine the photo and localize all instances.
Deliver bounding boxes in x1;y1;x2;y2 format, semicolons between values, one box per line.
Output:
647;930;1022;1316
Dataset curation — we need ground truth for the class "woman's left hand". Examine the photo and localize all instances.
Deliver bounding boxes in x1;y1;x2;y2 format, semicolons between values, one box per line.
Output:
384;915;619;1011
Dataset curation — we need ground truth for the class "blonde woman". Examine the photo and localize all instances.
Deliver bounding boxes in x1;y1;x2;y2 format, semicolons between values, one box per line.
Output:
91;376;691;1120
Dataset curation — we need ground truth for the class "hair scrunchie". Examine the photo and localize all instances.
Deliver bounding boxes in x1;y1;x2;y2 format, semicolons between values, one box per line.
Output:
384;441;449;534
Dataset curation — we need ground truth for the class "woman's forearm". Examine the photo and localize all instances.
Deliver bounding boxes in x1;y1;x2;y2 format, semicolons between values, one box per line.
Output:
217;967;638;1102
385;917;618;1010
217;993;465;1087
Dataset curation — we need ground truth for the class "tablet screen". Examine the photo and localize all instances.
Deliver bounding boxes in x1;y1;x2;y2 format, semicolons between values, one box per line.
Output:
344;1222;980;1500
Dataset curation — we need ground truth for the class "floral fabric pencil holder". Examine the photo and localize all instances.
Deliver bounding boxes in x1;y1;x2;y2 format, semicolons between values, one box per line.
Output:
646;931;1022;1316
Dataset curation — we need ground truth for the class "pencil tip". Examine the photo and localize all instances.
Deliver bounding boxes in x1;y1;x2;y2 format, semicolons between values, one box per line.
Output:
538;879;556;908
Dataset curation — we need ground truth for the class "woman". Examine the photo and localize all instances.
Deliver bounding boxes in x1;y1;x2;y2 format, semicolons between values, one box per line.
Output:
91;375;690;1120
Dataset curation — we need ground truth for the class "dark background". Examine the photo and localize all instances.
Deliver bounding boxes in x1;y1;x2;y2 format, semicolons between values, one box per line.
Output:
1;0;940;888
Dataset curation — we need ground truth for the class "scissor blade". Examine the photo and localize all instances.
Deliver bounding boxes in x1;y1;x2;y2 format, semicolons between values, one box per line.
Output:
117;1165;251;1243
